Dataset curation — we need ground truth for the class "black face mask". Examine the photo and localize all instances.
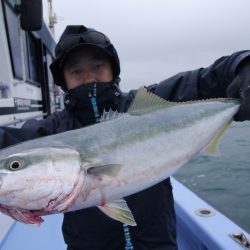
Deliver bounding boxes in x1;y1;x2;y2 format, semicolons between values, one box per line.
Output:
64;81;121;126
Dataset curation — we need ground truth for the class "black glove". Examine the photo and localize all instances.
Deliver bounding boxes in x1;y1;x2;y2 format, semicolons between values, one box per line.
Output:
226;60;250;121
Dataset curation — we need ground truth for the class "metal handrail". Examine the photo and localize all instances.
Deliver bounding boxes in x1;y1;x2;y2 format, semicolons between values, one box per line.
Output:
0;113;48;127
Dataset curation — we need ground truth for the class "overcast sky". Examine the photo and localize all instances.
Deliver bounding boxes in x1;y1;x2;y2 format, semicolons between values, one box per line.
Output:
52;0;250;91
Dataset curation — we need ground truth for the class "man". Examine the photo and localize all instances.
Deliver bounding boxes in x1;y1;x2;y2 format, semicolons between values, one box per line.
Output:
0;25;250;250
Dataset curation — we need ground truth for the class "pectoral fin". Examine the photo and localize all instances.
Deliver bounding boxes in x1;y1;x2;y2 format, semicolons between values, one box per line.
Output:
87;164;123;177
98;199;137;226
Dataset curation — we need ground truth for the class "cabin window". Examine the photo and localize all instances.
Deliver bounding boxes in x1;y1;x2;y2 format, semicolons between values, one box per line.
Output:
3;0;23;79
26;33;40;84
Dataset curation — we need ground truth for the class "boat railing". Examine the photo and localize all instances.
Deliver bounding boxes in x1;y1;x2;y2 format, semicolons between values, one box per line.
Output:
0;113;48;127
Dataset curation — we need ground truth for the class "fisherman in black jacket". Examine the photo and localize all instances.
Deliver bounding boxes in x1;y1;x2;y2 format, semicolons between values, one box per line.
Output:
0;25;250;250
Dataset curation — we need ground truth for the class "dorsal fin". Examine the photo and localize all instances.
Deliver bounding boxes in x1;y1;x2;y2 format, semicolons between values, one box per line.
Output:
128;87;177;115
127;87;240;116
100;87;240;120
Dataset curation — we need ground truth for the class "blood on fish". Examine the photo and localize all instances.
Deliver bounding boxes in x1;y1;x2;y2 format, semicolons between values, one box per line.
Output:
100;189;106;206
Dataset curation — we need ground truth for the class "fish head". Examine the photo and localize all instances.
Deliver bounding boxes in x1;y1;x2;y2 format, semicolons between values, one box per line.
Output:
0;147;83;224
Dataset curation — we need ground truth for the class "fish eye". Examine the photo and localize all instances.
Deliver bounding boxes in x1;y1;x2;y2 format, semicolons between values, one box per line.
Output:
9;161;20;169
6;158;25;171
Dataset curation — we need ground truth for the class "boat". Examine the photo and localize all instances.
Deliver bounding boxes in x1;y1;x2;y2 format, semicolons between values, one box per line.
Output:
0;0;61;127
0;1;249;249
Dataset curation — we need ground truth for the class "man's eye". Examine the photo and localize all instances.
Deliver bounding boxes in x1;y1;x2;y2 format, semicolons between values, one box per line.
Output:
94;63;104;70
71;69;81;75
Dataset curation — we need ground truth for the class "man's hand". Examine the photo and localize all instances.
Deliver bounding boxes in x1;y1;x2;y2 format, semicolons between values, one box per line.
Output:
227;60;250;121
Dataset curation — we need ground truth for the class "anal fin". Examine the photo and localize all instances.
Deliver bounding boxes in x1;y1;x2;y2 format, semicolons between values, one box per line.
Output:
98;199;136;226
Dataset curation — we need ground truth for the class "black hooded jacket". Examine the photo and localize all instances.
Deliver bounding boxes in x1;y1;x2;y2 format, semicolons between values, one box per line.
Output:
0;51;250;250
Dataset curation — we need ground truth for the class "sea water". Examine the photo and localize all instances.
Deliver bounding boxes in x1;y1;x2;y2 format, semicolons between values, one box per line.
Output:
174;121;250;232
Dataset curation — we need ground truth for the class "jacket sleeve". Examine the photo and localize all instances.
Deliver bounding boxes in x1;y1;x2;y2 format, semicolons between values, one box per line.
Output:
0;112;62;149
147;50;250;101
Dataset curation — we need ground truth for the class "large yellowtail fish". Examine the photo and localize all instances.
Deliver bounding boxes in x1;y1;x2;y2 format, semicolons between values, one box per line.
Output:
0;88;240;225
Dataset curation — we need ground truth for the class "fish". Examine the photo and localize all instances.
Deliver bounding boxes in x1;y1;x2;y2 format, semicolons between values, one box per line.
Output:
0;87;240;226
